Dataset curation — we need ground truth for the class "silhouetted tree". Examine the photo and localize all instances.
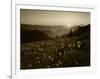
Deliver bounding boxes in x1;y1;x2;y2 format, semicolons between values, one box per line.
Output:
68;29;73;37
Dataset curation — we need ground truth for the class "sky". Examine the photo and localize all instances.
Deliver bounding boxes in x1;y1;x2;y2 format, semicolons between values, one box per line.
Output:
20;9;90;27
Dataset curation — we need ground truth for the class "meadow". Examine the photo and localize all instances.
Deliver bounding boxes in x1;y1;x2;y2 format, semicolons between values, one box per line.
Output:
21;37;90;69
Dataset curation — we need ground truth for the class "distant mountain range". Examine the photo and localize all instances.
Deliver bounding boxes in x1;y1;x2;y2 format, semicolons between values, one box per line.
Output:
21;24;90;43
21;24;70;38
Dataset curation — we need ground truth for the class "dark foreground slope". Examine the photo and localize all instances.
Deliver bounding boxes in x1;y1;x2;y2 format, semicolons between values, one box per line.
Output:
21;30;52;43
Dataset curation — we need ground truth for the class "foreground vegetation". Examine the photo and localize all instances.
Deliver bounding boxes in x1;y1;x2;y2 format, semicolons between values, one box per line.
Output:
21;37;90;69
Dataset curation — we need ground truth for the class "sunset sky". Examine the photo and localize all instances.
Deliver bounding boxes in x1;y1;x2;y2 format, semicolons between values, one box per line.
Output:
20;9;90;27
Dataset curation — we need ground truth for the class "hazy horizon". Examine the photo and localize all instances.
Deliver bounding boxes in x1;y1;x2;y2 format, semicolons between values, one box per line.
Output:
20;9;90;27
